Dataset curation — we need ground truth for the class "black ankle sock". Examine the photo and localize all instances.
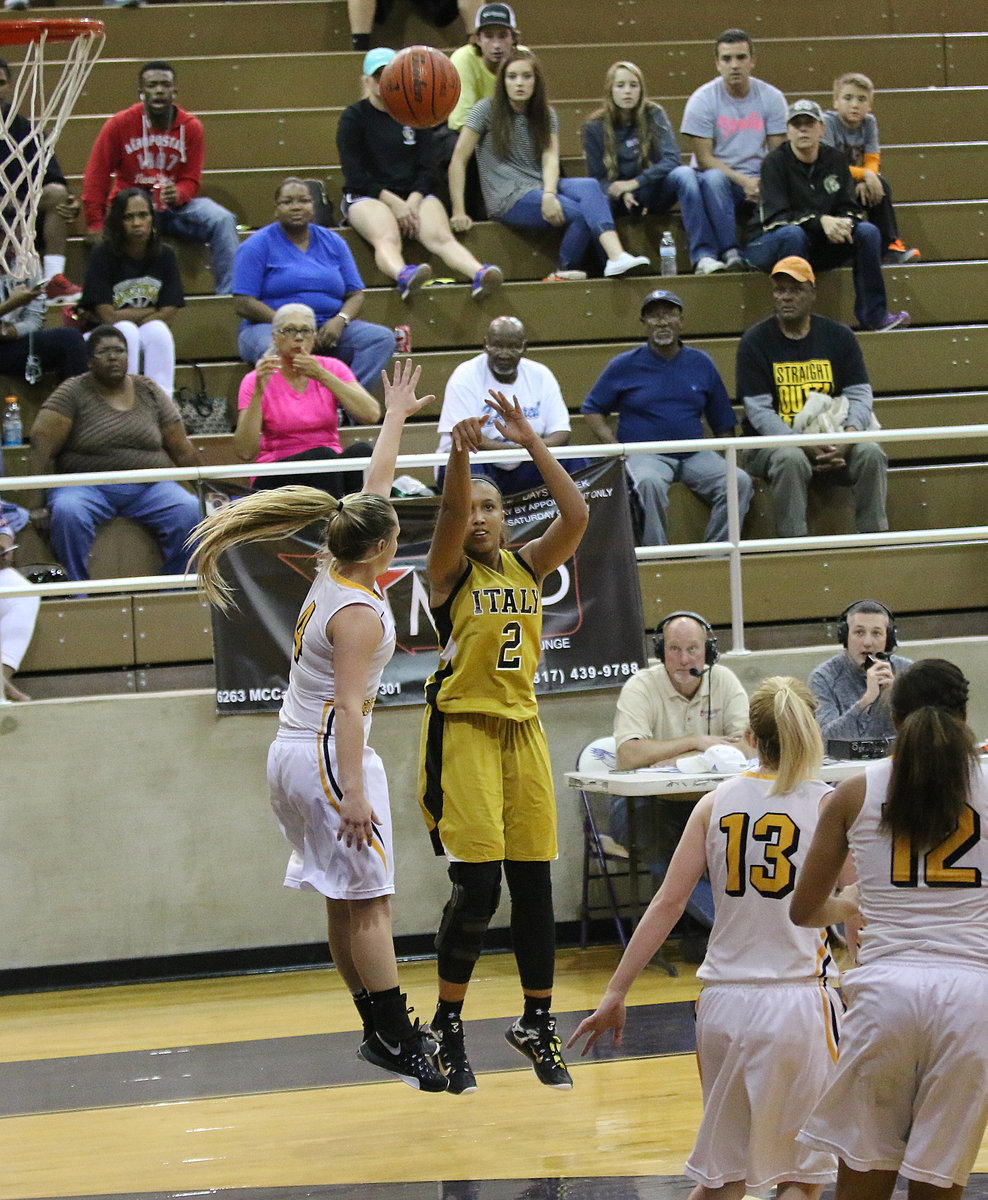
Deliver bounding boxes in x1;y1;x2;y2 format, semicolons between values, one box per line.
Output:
352;33;370;51
369;986;413;1043
435;998;464;1024
351;988;374;1041
523;995;551;1025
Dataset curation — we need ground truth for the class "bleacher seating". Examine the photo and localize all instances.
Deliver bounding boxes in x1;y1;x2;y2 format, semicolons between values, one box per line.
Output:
3;0;987;688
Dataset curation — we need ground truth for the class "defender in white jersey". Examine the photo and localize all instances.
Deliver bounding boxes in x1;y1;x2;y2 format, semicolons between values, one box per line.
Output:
793;659;988;1200
571;677;857;1200
193;361;447;1092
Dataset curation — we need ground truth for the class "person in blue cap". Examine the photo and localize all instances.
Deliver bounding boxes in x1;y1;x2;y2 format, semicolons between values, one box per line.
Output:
581;287;752;546
337;48;502;301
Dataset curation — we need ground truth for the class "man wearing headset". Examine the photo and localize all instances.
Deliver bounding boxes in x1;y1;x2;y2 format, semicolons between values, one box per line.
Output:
609;611;749;939
807;598;911;742
82;61;239;295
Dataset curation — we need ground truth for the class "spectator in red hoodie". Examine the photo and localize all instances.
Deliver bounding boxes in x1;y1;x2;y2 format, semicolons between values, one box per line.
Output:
81;61;239;294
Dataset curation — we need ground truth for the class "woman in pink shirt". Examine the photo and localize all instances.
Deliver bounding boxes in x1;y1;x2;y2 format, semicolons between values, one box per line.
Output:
234;303;382;497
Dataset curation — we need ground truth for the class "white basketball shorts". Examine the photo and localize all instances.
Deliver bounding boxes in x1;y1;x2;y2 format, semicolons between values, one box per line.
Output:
267;729;395;901
685;980;841;1197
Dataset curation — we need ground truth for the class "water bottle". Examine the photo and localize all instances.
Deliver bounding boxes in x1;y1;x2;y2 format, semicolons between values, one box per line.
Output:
659;231;677;277
2;395;22;447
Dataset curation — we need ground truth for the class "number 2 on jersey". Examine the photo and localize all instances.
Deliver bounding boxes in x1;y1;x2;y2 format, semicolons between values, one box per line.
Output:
720;811;801;898
497;620;522;670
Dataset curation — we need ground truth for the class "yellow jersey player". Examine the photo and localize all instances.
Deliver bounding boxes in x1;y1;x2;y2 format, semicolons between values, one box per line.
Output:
419;389;589;1093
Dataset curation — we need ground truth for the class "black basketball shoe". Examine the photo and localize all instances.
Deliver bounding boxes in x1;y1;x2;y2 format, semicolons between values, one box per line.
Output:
432;1012;477;1095
358;1023;447;1092
504;1014;573;1088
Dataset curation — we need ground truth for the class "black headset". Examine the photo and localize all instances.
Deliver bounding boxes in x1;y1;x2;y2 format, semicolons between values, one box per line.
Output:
836;599;897;652
654;610;719;665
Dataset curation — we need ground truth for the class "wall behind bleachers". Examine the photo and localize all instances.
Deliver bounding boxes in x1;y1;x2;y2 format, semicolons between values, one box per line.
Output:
7;635;988;972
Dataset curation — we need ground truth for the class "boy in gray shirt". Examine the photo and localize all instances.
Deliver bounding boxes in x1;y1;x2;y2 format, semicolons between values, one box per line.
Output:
823;72;919;264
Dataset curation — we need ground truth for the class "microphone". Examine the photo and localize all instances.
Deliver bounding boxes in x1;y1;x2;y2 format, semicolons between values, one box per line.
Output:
688;666;710;678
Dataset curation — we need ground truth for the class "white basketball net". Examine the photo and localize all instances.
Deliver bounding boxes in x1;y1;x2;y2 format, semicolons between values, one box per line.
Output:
0;24;104;280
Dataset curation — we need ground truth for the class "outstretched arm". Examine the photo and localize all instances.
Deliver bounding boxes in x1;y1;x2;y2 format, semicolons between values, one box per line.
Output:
567;794;713;1055
483;391;589;580
426;417;479;600
363;360;434;498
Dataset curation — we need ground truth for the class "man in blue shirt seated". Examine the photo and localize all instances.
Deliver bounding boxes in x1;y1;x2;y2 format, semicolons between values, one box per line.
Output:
581;288;752;545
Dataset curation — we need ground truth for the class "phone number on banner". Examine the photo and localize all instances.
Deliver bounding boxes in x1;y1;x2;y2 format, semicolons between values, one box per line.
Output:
534;661;640;685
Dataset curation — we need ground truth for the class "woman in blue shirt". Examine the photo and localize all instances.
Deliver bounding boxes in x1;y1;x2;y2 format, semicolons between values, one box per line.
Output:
232;176;396;390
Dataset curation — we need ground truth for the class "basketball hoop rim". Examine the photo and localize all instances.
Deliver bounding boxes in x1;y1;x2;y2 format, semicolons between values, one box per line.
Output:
0;16;105;46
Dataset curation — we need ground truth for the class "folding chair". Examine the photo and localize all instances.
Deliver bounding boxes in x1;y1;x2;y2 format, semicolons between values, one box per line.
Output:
576;736;635;949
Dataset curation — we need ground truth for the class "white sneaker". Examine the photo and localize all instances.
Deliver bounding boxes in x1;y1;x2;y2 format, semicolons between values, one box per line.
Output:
695;256;726;275
603;252;651;278
723;248;746;270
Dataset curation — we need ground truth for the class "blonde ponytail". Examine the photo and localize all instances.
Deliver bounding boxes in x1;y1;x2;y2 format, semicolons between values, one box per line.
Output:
748;676;823;795
190;485;393;610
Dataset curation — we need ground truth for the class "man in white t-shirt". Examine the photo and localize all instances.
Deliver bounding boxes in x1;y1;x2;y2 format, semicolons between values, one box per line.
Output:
436;315;584;492
680;29;787;270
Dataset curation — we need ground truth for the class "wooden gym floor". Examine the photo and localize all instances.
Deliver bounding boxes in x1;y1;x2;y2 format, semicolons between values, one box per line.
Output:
2;947;987;1200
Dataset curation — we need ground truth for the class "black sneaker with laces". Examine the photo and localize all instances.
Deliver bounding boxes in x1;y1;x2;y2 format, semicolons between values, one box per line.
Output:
432;1013;477;1095
504;1015;573;1088
358;1023;448;1092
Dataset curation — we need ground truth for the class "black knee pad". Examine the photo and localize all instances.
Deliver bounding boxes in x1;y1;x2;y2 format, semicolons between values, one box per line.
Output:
435;860;502;984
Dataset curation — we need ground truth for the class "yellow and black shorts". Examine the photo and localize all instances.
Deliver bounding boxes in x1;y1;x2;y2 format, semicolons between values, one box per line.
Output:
418;707;557;862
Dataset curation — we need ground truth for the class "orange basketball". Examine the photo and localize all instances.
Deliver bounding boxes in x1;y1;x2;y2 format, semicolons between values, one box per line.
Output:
379;45;461;129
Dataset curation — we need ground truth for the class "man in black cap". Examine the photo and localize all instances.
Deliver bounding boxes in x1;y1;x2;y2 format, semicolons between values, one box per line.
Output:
581;289;752;545
744;98;909;331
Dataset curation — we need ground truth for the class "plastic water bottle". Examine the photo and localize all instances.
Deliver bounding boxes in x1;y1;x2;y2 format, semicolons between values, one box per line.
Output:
2;395;22;447
659;231;677;277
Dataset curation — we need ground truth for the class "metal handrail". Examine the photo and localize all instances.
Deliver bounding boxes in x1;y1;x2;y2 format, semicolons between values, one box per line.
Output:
3;423;987;654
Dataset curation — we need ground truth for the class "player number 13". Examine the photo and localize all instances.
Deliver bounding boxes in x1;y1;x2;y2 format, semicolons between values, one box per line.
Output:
719;811;801;899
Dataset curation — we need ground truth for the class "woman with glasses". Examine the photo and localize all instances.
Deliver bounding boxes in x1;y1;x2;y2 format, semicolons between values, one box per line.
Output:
234;303;381;498
232;176;396;389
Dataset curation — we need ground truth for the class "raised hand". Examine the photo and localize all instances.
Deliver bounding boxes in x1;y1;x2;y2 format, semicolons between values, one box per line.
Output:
287;351;323;380
450;416;487;453
381;358;435;420
486;389;536;448
255;350;280;387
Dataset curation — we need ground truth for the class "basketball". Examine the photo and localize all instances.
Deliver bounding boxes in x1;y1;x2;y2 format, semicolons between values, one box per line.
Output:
379;45;461;129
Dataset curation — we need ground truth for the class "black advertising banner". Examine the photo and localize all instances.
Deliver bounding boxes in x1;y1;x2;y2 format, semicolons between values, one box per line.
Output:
208;458;648;715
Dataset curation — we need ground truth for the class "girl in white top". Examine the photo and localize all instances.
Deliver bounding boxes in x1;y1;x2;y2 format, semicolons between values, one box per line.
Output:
193;361;447;1093
792;658;988;1200
570;676;857;1200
